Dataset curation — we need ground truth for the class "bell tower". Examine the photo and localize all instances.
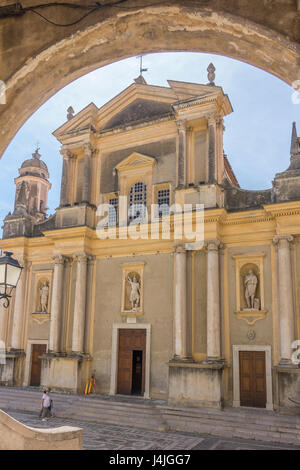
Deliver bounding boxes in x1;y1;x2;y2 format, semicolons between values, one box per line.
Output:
3;148;51;238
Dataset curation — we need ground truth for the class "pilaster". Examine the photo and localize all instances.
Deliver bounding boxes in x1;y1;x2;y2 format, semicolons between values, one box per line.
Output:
205;239;222;361
176;119;187;189
82;143;93;204
173;245;188;360
71;253;89;354
48;255;67;353
208;114;217;184
10;259;27;351
272;234;295;365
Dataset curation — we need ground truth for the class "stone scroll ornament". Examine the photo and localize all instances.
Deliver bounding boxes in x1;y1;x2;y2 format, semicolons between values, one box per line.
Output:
127;274;140;311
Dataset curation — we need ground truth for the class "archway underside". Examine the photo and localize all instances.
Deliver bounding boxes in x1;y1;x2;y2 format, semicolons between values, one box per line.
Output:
0;4;299;158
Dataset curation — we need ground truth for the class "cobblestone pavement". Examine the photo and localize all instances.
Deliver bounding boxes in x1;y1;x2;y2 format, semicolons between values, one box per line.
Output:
3;409;300;450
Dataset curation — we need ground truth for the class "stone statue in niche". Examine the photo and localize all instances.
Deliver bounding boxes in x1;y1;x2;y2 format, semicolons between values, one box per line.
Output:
38;281;49;313
244;269;260;310
127;274;140;311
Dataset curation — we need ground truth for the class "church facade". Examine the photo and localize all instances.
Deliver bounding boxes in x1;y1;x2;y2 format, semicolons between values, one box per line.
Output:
1;70;300;411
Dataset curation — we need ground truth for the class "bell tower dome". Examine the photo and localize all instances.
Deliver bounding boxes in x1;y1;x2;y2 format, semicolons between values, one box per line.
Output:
3;148;51;238
14;148;51;221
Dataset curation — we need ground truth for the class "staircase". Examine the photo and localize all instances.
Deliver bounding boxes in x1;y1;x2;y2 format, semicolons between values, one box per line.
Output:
1;387;300;445
158;404;300;445
0;387;169;431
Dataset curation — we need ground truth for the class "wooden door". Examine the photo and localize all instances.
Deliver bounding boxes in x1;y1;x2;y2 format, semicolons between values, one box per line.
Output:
239;351;266;408
117;329;146;396
30;344;46;386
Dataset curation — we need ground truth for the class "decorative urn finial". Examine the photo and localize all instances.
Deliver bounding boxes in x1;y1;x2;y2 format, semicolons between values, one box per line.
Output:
207;63;216;86
67;106;75;120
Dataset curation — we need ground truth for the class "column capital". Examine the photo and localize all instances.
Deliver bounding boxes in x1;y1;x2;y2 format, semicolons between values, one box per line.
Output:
174;244;186;254
205;239;223;251
74;252;89;262
91;148;99;158
207;113;217;127
216;116;225;131
175;119;187;132
83;142;93;154
87;255;96;264
60;148;76;160
272;234;294;246
52;254;68;265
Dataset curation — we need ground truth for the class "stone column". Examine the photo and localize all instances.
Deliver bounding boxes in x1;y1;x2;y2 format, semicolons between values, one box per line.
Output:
173;246;188;360
10;260;27;351
208;114;217;184
176;120;187;189
273;235;295;364
84;256;96;355
72;253;88;354
48;255;66;353
216;116;225;184
206;240;222;360
186;126;194;185
60;150;70;206
81;144;92;204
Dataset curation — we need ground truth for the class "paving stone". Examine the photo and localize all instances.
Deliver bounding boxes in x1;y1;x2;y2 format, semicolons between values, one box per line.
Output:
2;408;300;451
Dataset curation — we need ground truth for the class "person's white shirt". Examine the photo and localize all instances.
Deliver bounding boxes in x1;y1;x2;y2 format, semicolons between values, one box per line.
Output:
43;395;51;408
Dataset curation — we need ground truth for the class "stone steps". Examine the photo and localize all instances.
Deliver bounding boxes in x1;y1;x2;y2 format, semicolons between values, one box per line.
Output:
161;415;300;445
0;388;169;431
1;387;300;444
158;406;300;431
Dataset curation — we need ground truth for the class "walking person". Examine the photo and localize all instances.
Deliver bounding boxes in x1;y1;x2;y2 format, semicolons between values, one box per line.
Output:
39;389;47;418
40;389;52;421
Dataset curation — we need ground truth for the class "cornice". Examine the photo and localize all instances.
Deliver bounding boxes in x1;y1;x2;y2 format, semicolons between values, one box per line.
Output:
41;225;96;241
263;201;300;218
97;113;174;137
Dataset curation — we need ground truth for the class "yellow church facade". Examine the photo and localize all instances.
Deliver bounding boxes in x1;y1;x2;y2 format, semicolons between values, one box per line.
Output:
1;72;300;411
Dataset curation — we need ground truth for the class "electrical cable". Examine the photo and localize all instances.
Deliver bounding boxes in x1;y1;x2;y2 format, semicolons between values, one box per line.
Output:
1;1;162;26
27;6;99;27
23;3;98;10
25;1;133;27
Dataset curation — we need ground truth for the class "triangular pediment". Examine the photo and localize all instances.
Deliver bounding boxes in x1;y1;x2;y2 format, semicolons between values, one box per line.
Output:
96;82;178;131
53;79;233;143
115;152;156;171
53;103;98;142
100;98;172;131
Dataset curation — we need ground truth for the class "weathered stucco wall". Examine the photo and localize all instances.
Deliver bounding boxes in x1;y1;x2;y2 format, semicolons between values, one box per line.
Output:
100;138;177;195
92;253;173;399
228;245;274;347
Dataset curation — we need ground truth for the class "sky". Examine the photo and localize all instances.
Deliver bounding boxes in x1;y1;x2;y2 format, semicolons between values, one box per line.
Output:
0;51;299;228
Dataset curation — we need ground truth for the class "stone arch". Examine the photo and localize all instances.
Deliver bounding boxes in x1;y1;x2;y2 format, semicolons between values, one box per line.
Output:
0;3;299;158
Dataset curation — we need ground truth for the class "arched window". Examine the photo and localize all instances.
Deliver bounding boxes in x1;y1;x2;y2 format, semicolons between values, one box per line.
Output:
129;181;147;223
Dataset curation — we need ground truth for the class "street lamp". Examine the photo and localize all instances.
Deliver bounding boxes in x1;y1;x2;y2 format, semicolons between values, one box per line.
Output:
0;252;23;308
